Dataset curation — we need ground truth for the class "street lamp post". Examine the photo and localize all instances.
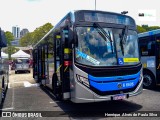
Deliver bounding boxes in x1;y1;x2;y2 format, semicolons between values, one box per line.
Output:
95;0;96;10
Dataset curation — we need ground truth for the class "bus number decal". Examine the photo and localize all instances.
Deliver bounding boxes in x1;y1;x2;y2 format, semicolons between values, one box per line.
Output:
122;82;134;88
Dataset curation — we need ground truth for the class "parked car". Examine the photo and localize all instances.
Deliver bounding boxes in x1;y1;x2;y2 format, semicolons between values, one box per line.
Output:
15;58;30;74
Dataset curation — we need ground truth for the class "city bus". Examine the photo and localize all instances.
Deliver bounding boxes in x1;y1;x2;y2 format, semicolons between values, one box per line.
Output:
0;28;9;104
33;10;143;103
138;29;160;89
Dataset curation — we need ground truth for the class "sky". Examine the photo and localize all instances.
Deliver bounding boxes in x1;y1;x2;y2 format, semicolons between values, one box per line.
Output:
0;0;159;32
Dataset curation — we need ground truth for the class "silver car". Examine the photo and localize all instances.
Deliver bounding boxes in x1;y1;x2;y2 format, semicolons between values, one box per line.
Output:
15;58;30;74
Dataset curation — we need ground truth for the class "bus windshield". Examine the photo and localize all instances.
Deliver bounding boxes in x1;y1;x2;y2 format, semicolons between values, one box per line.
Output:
75;26;139;66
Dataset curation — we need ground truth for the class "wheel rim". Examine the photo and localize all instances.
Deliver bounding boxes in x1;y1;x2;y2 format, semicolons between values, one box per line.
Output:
143;74;152;87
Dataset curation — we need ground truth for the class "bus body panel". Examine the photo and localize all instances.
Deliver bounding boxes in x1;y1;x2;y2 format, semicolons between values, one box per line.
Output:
88;72;140;91
70;63;94;103
70;63;143;103
0;28;9;104
0;55;9;103
140;56;156;79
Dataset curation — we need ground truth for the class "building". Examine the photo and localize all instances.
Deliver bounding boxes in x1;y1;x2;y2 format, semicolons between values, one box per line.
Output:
12;26;20;46
12;26;20;39
20;28;29;38
11;27;29;46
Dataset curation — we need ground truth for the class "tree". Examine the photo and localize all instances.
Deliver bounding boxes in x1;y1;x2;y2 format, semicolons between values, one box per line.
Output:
20;23;53;47
20;32;34;47
137;25;147;33
146;26;160;31
5;31;14;45
5;31;14;59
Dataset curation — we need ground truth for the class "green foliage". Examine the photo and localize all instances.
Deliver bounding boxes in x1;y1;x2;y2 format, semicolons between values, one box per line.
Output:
137;25;147;33
137;25;160;33
20;32;34;47
146;26;160;31
3;46;19;60
5;31;14;45
4;31;15;59
20;23;53;47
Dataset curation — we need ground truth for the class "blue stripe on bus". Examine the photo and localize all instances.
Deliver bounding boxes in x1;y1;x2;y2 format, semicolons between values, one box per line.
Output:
149;31;153;36
88;72;140;92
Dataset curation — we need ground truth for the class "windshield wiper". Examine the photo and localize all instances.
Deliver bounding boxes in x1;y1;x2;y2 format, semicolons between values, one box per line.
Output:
120;25;128;56
93;23;112;42
93;22;114;53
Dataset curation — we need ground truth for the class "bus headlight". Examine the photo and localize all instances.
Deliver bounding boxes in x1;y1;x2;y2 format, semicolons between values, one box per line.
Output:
76;74;90;87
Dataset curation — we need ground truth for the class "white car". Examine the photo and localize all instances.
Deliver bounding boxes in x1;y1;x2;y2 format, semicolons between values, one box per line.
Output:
15;58;30;74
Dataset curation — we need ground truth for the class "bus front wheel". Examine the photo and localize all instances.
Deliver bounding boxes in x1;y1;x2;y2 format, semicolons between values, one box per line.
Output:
143;71;156;89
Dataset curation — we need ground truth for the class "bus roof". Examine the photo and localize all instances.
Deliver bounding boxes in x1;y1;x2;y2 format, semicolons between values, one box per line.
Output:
34;10;136;48
138;29;160;38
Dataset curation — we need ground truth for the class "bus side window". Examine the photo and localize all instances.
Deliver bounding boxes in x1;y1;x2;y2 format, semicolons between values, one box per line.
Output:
139;39;148;56
139;36;156;56
148;41;155;56
56;38;61;57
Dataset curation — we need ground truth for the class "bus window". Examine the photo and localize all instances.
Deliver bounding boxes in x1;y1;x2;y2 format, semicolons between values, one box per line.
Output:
139;37;155;56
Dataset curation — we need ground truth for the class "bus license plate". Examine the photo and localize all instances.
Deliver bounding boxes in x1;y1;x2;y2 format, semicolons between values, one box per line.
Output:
113;94;126;100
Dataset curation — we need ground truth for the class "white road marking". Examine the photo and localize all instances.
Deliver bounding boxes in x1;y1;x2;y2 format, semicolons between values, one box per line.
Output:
8;83;10;88
143;89;147;90
23;81;39;87
49;101;60;103
23;81;32;87
14;81;24;83
9;81;39;88
0;107;14;110
30;83;40;87
49;102;55;103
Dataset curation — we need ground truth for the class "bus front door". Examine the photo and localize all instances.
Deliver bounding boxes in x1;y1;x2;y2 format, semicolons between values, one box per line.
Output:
60;29;71;100
52;29;71;100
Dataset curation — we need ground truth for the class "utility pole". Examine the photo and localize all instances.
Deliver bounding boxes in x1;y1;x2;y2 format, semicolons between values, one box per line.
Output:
95;0;96;10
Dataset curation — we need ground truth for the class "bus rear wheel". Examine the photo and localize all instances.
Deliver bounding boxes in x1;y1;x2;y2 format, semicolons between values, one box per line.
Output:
143;71;156;89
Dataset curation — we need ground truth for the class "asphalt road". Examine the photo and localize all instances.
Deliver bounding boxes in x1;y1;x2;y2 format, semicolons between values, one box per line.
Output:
0;70;160;120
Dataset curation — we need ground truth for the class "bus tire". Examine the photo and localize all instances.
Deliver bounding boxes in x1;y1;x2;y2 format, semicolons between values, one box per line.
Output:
52;73;57;95
143;70;156;89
